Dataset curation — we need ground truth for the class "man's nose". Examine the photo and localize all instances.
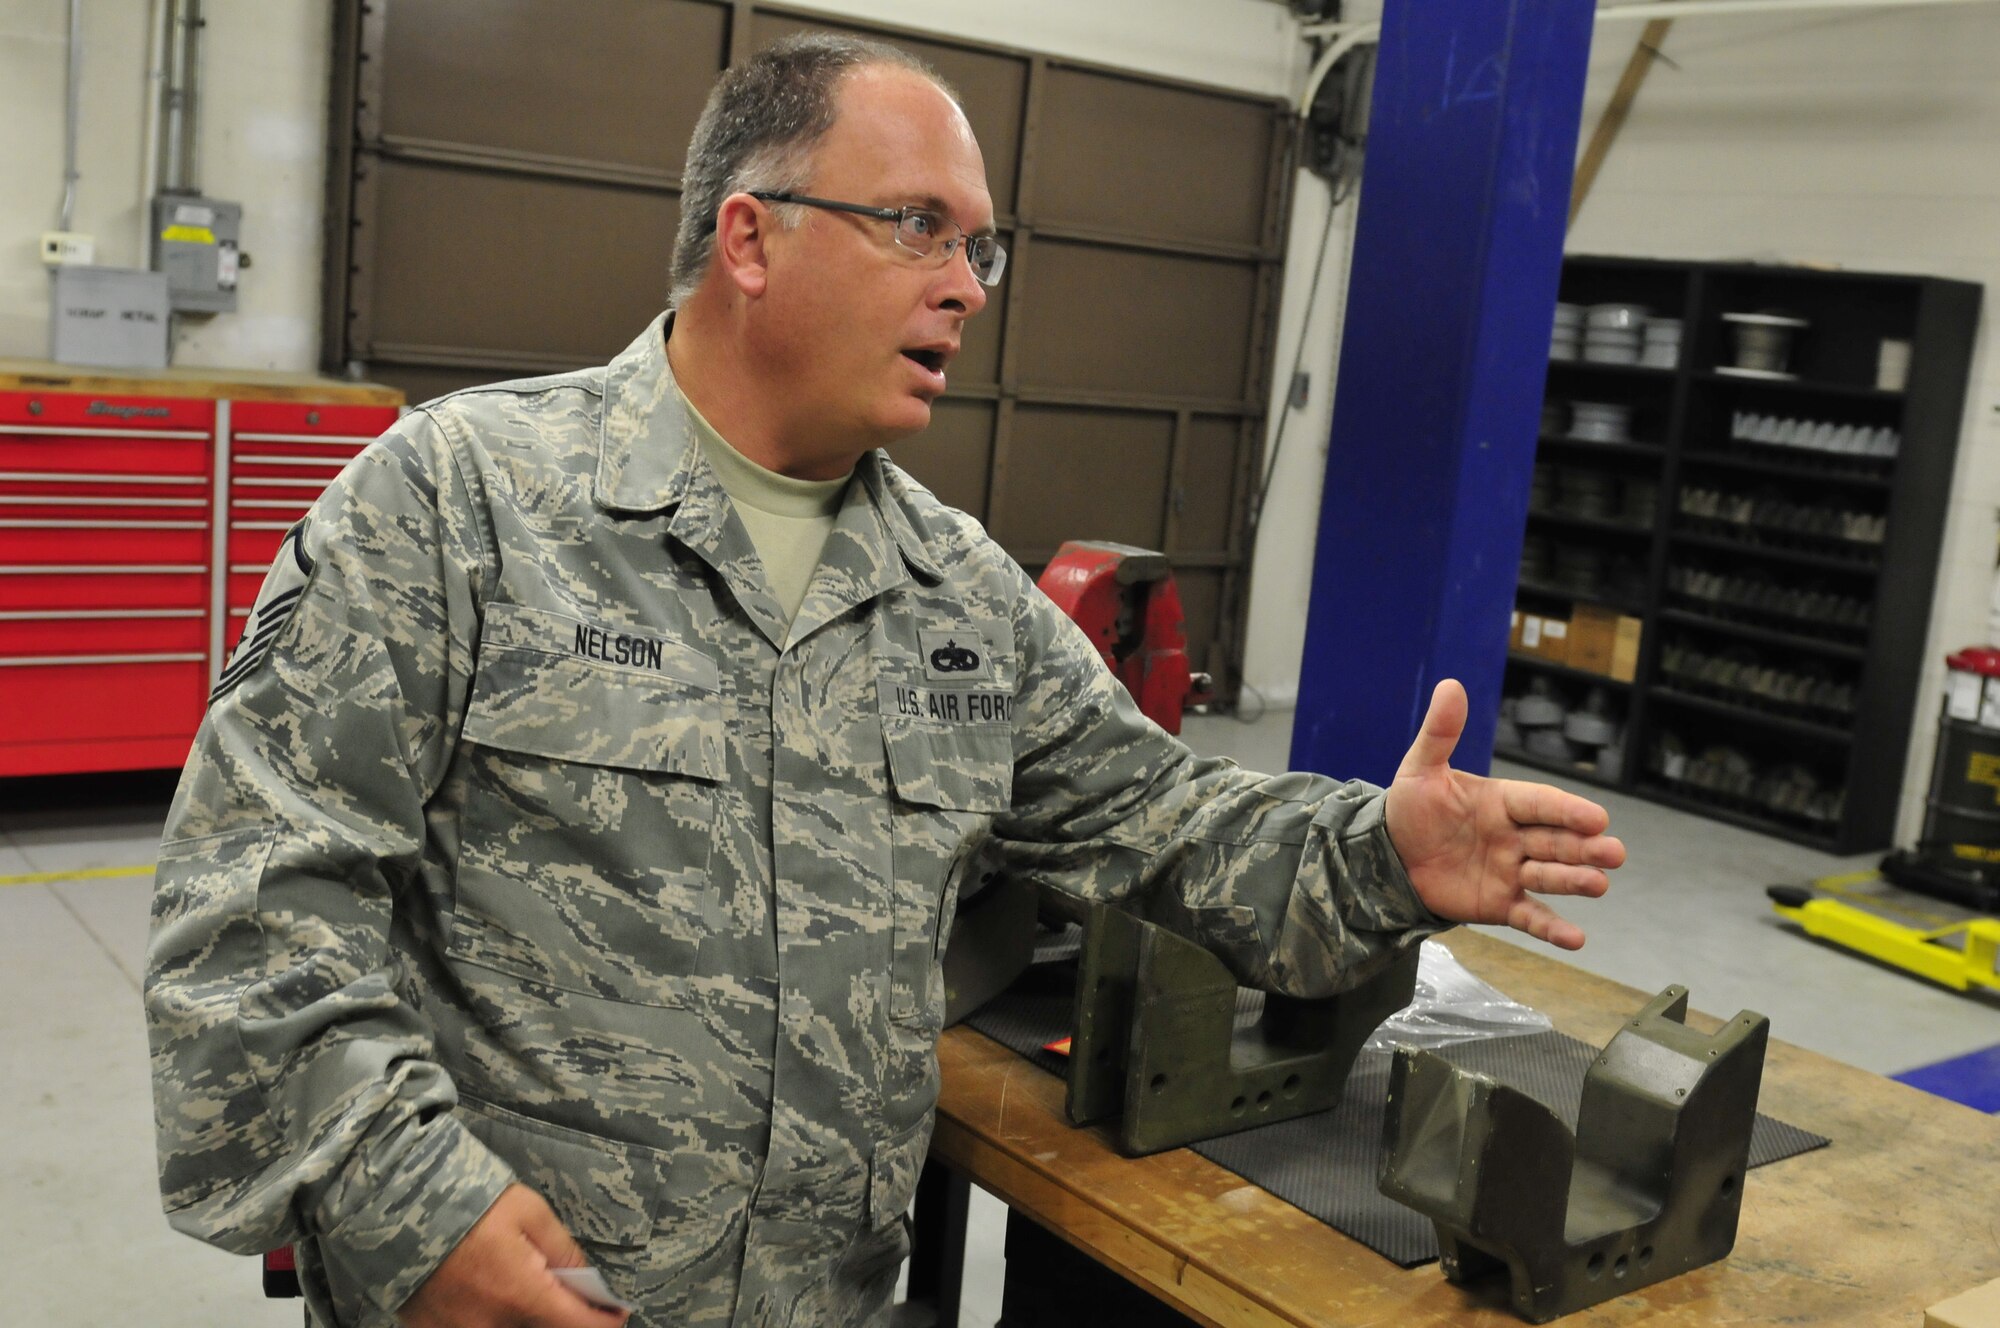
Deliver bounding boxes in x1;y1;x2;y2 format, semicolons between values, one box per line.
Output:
934;243;990;317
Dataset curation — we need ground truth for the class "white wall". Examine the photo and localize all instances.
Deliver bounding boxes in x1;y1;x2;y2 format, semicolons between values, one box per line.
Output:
0;0;332;372
1566;2;2000;844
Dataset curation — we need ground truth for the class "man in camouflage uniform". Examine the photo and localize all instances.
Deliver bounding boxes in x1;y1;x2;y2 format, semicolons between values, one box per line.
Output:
146;34;1622;1328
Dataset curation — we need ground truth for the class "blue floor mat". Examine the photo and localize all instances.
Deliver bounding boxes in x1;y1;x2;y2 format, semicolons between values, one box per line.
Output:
1894;1042;2000;1113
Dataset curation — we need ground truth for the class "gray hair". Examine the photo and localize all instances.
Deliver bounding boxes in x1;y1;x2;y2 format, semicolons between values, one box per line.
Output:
669;33;957;307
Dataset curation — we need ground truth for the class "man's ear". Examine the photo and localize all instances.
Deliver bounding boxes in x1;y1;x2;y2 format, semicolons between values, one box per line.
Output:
714;193;772;299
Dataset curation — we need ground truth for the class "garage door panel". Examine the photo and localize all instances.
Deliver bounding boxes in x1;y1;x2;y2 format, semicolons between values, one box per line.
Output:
1015;243;1257;401
368;161;677;361
884;398;995;521
999;407;1171;551
1176;415;1243;554
1033;68;1273;250
1173;569;1223;678
379;0;727;175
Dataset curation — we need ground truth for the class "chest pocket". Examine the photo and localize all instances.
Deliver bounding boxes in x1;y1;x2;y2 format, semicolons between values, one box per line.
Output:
881;716;1012;1026
453;604;725;1008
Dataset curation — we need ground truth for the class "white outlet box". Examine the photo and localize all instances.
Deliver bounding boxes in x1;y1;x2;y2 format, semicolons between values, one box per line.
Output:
40;231;96;267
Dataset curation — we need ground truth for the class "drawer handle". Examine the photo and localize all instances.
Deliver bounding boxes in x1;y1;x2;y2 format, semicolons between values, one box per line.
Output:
0;471;204;486
0;651;206;667
0;608;202;620
235;455;351;467
0;519;206;530
232;432;372;445
0;424;207;440
0;496;205;508
0;564;204;574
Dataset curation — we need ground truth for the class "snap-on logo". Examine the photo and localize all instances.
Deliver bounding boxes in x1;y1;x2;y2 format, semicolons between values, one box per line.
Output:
88;401;171;419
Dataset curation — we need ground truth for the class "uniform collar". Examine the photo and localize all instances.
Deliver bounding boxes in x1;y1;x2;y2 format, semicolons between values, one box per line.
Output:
593;311;944;586
594;311;696;515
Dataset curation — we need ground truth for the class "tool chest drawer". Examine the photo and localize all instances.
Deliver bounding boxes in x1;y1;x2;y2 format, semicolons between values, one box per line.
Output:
0;393;214;475
0;565;208;613
0;372;399;777
0;658;211;776
221;402;391;648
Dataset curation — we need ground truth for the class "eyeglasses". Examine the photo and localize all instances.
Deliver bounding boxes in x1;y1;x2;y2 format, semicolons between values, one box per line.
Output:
748;191;1008;286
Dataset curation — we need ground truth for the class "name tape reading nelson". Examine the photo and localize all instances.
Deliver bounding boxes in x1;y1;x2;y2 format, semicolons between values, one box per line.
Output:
572;622;670;672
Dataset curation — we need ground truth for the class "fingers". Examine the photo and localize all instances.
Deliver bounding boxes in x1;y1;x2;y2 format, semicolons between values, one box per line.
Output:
1519;859;1612;897
515;1186;589;1271
1397;678;1468;779
1501;779;1613;838
508;1188;630;1325
1507;896;1586;951
1517;826;1627;872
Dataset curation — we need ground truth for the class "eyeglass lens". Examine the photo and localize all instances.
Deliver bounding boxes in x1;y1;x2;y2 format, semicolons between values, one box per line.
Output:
895;209;1006;286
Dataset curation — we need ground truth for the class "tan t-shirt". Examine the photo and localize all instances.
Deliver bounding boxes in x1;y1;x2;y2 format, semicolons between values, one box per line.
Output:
678;392;848;629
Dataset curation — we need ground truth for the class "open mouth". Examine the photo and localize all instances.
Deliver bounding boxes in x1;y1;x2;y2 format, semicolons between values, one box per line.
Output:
901;347;949;375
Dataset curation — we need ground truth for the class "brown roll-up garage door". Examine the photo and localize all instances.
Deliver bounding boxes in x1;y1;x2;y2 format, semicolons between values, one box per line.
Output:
323;1;1295;693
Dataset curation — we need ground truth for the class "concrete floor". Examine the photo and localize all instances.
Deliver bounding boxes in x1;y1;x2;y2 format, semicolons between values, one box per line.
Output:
3;710;1995;1327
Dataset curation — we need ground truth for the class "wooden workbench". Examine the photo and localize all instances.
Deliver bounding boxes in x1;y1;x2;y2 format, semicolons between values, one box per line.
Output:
0;358;401;406
929;929;2000;1325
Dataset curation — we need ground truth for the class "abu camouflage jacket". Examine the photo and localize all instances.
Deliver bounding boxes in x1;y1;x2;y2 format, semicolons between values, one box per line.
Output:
144;314;1444;1326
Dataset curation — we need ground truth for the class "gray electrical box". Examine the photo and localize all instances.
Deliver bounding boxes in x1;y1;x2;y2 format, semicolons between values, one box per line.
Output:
150;193;242;313
50;266;171;369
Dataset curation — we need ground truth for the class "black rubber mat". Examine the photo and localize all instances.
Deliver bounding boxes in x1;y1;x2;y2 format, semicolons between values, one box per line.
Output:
964;974;1830;1268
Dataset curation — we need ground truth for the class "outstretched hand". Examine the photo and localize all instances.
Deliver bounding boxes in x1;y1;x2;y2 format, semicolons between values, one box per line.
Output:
1383;679;1624;949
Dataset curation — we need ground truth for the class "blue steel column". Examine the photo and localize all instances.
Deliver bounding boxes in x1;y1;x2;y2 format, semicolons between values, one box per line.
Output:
1288;0;1596;784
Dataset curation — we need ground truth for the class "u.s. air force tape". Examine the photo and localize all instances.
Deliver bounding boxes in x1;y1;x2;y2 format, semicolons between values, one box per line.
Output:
879;679;1014;726
210;518;317;703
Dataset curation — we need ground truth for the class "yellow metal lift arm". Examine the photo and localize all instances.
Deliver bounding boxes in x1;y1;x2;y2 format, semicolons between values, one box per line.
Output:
1767;885;2000;994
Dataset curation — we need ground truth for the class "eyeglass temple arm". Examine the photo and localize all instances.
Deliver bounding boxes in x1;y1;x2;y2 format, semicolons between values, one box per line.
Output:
746;191;903;222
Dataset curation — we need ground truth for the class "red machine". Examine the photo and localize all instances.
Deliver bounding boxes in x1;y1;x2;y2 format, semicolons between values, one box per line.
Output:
1036;540;1213;734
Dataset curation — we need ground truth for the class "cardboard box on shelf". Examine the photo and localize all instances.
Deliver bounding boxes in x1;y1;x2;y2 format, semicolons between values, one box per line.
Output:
1509;610;1524;653
1568;605;1619;675
1536;620;1568;668
1611;615;1644;682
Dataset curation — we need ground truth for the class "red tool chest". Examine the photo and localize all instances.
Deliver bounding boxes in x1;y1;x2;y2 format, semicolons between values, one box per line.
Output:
0;364;401;777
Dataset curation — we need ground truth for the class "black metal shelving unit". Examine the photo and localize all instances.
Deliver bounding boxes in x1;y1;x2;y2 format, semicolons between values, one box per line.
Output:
1499;256;1981;853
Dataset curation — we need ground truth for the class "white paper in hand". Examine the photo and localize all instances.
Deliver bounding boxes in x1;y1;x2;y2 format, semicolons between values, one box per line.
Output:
552;1266;634;1313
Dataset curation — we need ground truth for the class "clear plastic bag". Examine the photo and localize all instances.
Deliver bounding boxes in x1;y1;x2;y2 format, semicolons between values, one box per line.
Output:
1363;938;1551;1053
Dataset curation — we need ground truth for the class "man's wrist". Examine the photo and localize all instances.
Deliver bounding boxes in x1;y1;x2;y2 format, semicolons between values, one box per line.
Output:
316;1110;517;1315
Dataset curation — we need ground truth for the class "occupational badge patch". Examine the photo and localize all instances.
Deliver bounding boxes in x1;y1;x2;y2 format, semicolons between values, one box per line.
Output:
209;517;317;703
919;627;992;682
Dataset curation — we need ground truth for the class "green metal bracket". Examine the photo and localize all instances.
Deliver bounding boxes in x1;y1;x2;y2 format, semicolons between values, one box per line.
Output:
941;875;1038;1028
1379;986;1770;1323
1065;901;1419;1155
